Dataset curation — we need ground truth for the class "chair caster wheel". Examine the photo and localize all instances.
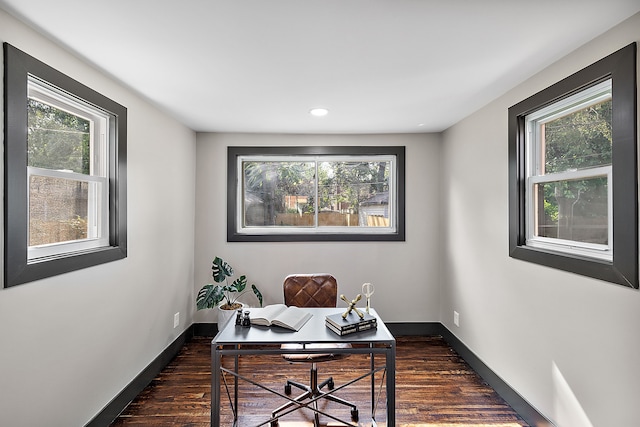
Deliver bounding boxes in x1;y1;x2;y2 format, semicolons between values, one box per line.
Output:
284;384;291;395
351;408;359;421
327;379;334;390
270;420;278;427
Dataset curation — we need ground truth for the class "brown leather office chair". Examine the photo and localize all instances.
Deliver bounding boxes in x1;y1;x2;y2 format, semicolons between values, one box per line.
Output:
271;274;358;426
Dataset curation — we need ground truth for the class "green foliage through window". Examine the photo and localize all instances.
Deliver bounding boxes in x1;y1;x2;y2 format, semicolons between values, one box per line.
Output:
27;99;91;174
543;99;612;174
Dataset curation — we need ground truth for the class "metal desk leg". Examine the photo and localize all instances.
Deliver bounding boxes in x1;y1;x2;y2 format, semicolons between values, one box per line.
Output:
211;344;221;427
386;343;396;427
234;345;239;422
370;343;375;420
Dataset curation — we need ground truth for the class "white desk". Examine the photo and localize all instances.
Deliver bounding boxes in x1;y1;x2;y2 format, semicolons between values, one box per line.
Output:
211;307;396;427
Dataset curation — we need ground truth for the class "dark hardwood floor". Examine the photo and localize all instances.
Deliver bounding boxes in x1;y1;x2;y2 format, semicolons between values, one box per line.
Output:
110;336;529;426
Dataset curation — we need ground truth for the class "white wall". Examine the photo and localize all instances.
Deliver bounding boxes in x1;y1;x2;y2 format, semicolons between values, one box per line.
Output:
0;10;197;427
441;13;640;427
194;132;441;324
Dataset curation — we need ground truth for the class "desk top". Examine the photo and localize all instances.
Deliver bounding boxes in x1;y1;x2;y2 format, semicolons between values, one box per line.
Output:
213;307;394;346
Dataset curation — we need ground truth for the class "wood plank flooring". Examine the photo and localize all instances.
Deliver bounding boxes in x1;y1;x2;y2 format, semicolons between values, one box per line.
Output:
110;336;529;427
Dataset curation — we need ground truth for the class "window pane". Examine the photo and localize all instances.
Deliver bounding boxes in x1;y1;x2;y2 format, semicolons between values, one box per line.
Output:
534;177;608;245
29;175;89;246
318;160;390;228
243;161;316;227
542;98;612;174
27;99;90;174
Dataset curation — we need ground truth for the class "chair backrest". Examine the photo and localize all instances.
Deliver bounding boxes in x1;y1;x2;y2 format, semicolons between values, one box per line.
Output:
283;274;338;308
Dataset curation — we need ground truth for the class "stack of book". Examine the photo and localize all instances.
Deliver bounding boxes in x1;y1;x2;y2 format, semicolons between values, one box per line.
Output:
325;311;377;336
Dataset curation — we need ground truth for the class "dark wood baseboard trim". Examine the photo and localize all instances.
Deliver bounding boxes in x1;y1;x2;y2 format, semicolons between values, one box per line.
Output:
436;326;554;427
193;322;218;337
385;321;443;336
85;325;195;427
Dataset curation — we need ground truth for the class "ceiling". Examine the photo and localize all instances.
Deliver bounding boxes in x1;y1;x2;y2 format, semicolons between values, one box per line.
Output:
1;1;639;134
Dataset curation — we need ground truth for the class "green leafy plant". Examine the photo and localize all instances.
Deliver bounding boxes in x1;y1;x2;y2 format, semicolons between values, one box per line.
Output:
196;256;263;311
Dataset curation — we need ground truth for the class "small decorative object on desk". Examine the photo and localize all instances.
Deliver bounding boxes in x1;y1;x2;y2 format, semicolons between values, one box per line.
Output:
326;311;377;336
362;282;374;314
241;310;251;328
340;294;365;319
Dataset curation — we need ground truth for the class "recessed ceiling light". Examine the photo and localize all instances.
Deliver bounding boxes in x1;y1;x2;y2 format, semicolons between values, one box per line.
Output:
309;108;329;117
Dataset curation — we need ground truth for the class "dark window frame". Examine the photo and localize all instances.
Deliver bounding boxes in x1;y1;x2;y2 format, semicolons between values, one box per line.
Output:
227;146;405;242
508;42;637;288
4;43;127;287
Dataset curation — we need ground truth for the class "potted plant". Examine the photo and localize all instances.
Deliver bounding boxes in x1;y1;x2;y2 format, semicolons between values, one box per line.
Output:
196;256;263;326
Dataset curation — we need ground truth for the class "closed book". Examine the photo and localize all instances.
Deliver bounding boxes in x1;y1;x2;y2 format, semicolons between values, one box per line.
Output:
326;320;377;336
330;317;376;332
325;311;377;331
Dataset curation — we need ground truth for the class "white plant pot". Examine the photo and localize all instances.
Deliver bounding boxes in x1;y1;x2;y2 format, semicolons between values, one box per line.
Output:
218;304;243;328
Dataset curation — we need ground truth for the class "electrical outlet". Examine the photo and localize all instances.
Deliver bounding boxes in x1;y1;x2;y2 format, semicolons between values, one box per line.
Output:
173;312;180;328
453;310;460;327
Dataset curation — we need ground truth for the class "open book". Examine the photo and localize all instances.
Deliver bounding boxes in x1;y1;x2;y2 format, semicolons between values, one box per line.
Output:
249;304;313;331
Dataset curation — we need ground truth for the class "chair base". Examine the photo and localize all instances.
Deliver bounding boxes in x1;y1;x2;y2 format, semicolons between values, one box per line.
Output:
271;363;358;427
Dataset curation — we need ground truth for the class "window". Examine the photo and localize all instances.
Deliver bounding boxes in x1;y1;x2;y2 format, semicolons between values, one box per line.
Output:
27;77;111;259
4;43;127;287
508;43;637;288
525;80;612;260
227;146;405;242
